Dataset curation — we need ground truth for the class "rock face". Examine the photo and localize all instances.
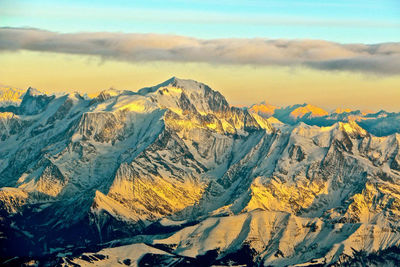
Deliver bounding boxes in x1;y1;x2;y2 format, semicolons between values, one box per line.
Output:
1;77;400;266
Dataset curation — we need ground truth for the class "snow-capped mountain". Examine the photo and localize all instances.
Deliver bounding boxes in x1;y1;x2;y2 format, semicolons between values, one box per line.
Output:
0;86;25;108
250;102;400;137
1;77;400;266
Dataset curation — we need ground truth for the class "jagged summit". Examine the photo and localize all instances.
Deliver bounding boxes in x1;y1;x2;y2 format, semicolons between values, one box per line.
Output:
18;87;54;115
25;87;44;97
338;120;368;137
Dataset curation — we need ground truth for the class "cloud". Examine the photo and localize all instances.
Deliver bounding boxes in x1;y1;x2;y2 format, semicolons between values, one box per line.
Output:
1;27;399;75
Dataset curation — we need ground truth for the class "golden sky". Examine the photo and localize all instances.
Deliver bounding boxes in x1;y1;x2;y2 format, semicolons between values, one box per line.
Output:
1;50;399;111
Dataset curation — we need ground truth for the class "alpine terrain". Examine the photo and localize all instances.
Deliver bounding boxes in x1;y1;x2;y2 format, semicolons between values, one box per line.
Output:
2;77;400;266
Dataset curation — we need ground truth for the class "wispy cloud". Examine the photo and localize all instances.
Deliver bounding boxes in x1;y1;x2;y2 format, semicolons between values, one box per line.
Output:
1;27;399;75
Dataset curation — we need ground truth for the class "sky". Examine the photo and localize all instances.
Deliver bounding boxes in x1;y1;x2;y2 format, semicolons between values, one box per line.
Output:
0;0;400;110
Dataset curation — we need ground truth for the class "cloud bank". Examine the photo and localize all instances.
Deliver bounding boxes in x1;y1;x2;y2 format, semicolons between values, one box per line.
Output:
1;27;399;75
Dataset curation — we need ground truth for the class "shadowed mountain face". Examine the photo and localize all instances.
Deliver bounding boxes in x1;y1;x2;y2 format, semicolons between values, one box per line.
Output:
1;78;400;266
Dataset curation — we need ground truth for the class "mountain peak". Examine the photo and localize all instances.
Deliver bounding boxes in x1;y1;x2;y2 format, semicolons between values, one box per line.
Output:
290;104;328;119
97;88;122;98
19;87;54;115
334;107;353;114
138;77;211;96
0;86;25;107
165;77;203;89
338;120;367;136
249;102;280;118
26;87;44;97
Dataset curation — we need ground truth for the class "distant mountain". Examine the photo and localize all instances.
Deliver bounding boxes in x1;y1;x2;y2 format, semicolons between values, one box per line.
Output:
1;78;400;266
249;101;279;117
0;86;25;107
249;101;400;137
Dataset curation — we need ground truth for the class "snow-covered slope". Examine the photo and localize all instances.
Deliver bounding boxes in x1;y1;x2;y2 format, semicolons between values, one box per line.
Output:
2;77;400;266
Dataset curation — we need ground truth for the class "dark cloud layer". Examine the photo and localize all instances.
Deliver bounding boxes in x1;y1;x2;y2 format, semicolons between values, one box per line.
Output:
1;27;399;75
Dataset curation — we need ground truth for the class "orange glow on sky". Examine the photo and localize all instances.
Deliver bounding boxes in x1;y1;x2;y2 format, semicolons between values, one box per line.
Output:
1;50;399;111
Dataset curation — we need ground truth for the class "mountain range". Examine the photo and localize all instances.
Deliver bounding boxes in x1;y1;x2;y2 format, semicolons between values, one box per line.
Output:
1;77;400;266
